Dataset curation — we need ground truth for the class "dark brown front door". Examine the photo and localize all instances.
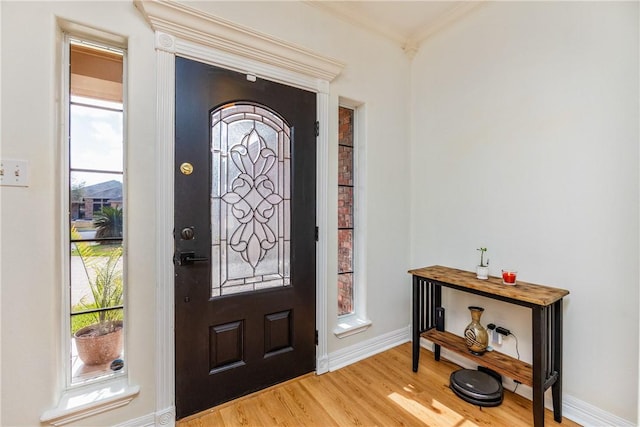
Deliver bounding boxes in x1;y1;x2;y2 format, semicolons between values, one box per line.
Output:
174;57;317;419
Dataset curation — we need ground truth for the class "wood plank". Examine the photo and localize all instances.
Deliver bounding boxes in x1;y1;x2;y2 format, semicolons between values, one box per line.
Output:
276;381;340;426
298;373;378;425
178;343;581;427
331;363;425;426
409;265;569;306
422;329;533;386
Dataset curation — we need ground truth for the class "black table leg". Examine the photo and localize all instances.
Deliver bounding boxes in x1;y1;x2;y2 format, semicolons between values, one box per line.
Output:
552;299;563;422
532;305;548;427
412;275;420;372
433;284;441;361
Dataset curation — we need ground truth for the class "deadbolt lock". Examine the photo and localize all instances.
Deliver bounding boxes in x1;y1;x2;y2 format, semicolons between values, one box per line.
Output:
180;226;195;240
180;162;194;175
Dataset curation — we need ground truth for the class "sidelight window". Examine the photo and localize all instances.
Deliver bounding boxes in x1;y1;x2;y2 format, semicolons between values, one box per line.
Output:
66;38;125;386
41;26;137;426
338;106;355;316
334;101;371;337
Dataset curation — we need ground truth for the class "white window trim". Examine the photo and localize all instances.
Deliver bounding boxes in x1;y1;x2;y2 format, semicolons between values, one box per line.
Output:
333;315;372;338
42;22;138;426
333;100;371;339
40;378;140;426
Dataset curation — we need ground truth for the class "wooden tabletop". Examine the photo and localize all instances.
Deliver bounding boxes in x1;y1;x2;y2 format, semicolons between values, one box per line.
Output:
408;265;569;307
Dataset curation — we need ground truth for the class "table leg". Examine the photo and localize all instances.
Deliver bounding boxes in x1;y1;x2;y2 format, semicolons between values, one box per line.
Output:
552;299;563;422
433;284;441;361
412;275;420;372
532;305;548;427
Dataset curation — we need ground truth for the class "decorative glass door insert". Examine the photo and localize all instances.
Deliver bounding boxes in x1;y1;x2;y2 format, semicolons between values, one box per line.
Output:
211;103;291;297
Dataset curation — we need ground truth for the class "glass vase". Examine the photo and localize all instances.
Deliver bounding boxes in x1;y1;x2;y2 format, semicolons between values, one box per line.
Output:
464;306;488;355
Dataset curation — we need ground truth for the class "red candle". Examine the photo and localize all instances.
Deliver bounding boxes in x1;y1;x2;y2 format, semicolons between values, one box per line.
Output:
502;270;517;284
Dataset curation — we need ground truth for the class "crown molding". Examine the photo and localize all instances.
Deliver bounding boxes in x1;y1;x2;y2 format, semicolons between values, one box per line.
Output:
134;0;344;82
409;2;485;46
305;1;408;47
305;1;484;58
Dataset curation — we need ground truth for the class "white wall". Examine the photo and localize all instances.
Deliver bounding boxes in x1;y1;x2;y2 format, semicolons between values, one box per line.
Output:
1;1;412;425
1;2;157;425
410;1;639;423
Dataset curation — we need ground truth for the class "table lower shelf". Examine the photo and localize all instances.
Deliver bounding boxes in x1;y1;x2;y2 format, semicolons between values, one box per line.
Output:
421;329;533;386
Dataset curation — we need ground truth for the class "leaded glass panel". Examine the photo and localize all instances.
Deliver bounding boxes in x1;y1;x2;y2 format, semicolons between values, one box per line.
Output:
211;103;291;297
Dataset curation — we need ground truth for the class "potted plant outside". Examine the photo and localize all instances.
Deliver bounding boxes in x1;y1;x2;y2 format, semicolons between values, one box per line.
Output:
73;229;124;366
476;247;489;280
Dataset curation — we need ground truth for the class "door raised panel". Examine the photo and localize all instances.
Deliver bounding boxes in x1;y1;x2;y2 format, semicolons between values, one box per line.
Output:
209;321;245;374
264;310;293;357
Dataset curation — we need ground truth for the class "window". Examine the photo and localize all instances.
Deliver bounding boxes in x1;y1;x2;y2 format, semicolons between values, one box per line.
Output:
334;102;371;338
66;38;125;386
338;106;355;316
211;103;291;297
41;27;137;426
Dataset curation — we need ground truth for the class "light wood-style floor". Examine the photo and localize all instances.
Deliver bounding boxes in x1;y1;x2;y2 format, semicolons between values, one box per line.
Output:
178;342;581;426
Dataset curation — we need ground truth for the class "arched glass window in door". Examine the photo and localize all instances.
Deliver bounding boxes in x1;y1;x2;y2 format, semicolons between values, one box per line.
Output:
211;103;291;297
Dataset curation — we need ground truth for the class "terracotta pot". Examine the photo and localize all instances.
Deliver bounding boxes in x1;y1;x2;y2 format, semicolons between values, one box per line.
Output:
74;320;123;365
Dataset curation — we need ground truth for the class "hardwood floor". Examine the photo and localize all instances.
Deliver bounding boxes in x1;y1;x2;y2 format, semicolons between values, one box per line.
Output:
178;343;581;426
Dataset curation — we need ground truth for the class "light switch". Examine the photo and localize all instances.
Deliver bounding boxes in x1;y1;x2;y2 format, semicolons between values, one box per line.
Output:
0;159;29;187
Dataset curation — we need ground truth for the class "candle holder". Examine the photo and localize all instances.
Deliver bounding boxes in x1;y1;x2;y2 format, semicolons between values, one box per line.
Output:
501;269;517;285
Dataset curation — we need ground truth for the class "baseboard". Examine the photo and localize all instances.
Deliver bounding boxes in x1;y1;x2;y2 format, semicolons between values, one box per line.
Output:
562;395;635;427
113;406;175;427
328;325;410;371
113;413;155;427
419;338;635;427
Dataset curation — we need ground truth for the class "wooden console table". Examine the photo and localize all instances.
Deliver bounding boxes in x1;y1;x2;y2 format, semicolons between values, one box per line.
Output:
409;265;569;427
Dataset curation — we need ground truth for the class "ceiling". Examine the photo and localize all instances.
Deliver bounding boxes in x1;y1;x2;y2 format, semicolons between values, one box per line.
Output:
305;1;483;55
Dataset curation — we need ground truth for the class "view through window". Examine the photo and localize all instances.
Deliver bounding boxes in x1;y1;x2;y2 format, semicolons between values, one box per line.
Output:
338;106;355;316
67;39;125;385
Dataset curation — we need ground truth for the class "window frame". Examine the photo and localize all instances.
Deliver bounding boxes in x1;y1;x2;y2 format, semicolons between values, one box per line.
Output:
333;100;371;338
66;36;127;389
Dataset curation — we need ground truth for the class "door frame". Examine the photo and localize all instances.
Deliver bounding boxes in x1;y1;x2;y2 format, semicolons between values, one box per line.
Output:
138;2;344;423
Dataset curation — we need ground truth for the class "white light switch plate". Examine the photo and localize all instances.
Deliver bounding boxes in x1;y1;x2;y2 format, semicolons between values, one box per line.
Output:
0;159;29;187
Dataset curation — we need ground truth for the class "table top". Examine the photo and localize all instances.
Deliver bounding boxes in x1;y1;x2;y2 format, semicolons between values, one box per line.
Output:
409;265;569;307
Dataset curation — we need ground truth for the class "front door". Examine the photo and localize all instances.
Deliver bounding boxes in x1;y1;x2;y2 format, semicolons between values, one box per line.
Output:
174;57;317;419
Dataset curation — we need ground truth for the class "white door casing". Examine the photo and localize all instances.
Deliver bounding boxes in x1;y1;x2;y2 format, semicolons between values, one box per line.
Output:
134;1;344;423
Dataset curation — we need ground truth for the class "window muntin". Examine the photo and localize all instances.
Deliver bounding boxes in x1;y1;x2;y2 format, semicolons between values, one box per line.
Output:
67;39;125;386
338;106;355;316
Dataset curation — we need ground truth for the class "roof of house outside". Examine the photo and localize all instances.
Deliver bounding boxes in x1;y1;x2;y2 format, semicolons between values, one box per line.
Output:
82;180;122;201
